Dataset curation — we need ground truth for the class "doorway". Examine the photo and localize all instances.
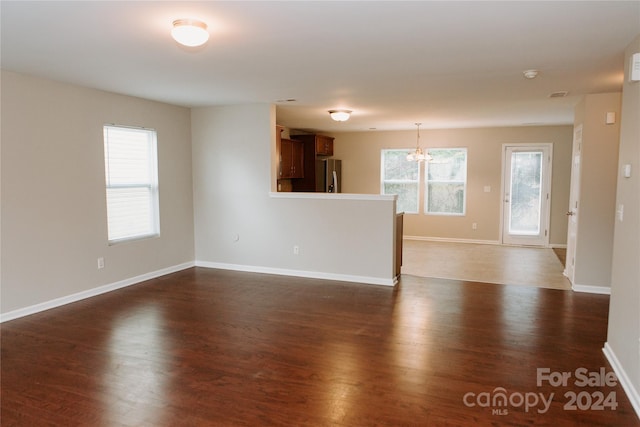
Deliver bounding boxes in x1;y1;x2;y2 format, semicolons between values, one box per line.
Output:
501;144;552;246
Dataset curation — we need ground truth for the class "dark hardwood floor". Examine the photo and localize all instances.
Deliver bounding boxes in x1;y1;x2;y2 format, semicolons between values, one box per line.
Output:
1;268;638;426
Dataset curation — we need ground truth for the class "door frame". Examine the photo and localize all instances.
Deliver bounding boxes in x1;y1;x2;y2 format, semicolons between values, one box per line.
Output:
564;126;582;283
499;143;553;247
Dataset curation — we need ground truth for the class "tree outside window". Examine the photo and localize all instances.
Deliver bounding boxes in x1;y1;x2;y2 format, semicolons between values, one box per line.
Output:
381;149;420;214
425;148;467;215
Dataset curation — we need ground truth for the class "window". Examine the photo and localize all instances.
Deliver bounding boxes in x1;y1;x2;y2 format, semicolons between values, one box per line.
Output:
425;148;467;215
381;149;420;214
103;125;159;243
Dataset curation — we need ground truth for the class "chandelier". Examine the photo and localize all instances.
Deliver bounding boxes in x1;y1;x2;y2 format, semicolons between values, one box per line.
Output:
406;123;432;162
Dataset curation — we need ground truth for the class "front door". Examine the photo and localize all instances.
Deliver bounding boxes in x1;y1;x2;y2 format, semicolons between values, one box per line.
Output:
501;144;552;246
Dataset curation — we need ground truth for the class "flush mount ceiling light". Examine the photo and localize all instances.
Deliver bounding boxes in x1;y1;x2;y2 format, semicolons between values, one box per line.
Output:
523;69;539;79
328;110;352;122
172;19;209;47
407;123;432;162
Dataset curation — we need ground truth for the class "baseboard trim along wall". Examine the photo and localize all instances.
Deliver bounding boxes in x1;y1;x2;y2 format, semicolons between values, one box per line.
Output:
572;284;612;295
195;261;397;287
405;235;569;249
404;236;501;245
603;342;640;419
0;261;195;323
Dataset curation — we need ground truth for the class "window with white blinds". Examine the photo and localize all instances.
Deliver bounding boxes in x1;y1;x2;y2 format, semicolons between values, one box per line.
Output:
103;125;159;244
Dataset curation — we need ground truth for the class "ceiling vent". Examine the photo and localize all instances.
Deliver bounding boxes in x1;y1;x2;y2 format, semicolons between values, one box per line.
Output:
549;91;569;98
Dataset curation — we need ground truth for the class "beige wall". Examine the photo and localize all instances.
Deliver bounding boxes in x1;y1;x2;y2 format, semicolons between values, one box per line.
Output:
192;105;398;284
1;71;195;314
606;34;640;411
332;126;573;245
572;93;622;288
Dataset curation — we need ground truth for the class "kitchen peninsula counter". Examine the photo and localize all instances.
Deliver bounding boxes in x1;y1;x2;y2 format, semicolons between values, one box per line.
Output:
267;192;401;286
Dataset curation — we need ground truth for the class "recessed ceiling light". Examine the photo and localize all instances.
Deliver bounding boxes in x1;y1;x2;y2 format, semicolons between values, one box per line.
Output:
172;19;209;47
549;91;569;98
523;69;539;79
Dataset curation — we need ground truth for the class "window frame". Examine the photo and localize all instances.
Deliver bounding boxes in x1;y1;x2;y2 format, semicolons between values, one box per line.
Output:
424;147;467;216
380;149;421;214
103;124;160;245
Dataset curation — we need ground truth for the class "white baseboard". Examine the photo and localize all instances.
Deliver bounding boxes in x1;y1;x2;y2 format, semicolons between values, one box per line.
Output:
603;342;640;419
0;261;195;323
572;284;611;295
195;260;397;287
405;236;569;249
404;236;500;245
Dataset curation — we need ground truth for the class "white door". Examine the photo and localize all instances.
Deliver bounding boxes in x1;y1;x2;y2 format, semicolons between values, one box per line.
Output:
564;126;582;282
501;144;552;246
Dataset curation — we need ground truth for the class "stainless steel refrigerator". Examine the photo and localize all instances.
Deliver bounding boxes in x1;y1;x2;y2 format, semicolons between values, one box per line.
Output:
315;159;341;193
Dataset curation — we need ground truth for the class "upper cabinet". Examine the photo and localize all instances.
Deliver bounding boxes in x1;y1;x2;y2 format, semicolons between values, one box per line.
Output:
315;135;334;156
279;138;304;179
292;134;334;157
277;126;304;179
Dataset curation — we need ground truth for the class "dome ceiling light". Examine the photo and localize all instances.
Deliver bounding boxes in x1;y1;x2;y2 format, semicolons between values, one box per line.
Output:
328;110;352;122
172;19;209;47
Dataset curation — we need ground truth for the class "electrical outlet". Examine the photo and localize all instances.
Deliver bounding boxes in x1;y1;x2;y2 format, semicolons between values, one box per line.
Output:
472;223;478;230
97;257;105;269
293;245;299;255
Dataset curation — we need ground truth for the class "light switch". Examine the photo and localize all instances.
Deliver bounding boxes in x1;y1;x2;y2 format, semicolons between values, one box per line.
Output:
623;164;632;178
617;204;624;222
631;52;640;82
606;112;616;125
484;186;491;193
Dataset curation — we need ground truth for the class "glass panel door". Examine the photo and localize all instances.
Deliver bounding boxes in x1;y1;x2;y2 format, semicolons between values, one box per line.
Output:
509;151;543;235
502;145;551;246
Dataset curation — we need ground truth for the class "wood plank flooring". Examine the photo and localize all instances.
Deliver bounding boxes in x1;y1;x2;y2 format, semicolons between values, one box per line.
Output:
1;268;638;426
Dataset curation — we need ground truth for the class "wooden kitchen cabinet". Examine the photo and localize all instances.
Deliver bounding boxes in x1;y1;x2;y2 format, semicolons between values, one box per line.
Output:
290;134;335;192
315;135;334;156
291;134;334;157
279;138;304;179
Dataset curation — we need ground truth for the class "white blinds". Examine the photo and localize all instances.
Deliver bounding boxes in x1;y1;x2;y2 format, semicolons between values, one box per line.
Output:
103;125;159;243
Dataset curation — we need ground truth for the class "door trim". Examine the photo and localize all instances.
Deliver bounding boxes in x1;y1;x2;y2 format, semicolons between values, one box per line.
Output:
564;125;582;283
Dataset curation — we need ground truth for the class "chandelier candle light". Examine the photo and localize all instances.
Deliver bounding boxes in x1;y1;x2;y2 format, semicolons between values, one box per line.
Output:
407;123;432;162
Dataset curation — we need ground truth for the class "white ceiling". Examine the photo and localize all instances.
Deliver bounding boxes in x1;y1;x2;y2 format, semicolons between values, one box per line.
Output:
2;1;639;132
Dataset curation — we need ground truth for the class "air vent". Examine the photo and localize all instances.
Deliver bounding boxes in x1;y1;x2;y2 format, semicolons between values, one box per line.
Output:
549;91;569;98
